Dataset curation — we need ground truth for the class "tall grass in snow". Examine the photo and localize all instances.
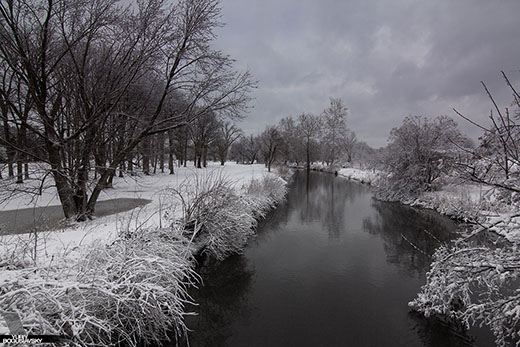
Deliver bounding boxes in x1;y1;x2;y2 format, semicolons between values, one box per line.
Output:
0;226;197;346
0;170;288;345
164;171;287;260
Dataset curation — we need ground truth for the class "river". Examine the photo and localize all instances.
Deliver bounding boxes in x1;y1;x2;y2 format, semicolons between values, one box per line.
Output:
182;171;495;347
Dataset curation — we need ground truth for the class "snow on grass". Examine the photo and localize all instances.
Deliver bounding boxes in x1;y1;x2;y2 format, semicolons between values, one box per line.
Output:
0;162;287;345
0;162;272;265
337;167;378;185
0;227;198;346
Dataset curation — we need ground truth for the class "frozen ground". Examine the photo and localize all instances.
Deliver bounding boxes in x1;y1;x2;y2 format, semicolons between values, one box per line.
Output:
0;162;274;264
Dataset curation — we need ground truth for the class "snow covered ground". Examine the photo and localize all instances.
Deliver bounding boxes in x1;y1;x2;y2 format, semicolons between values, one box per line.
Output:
337;167;378;185
0;162;275;264
0;162;287;343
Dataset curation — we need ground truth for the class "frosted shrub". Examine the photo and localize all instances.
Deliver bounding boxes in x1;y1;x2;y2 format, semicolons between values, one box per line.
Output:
409;243;520;346
417;190;484;222
0;227;197;346
166;172;287;260
242;175;287;219
166;172;251;260
374;174;423;203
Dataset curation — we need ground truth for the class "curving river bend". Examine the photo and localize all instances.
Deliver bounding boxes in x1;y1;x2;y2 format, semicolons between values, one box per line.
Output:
182;171;495;347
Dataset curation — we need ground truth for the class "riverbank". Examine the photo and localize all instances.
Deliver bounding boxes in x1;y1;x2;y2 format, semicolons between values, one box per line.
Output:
332;166;519;346
181;170;496;347
307;163;378;184
329;165;520;244
0;163;288;345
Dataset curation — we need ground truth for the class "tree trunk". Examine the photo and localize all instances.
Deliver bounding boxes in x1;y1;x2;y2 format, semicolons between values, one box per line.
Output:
159;133;165;173
183;129;188;167
7;158;14;177
142;138;150;175
118;161;124;177
306;137;311;171
2;117;14;177
128;153;134;175
46;137;77;218
168;130;175;174
107;169;115;188
16;156;23;183
202;145;208;168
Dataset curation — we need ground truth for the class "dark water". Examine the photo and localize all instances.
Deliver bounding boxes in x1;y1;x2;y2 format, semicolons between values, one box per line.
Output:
183;171;495;347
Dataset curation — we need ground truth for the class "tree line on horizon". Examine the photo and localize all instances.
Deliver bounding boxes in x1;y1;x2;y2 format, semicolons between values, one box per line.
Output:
230;97;374;172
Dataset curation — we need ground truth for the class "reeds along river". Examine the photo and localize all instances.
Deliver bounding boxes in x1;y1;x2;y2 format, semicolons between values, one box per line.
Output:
179;171;496;347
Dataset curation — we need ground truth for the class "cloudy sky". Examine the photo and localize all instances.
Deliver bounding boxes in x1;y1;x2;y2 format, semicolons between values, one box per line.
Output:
214;0;520;148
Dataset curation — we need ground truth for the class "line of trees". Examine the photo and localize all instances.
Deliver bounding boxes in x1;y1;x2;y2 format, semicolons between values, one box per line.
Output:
0;0;254;220
230;97;373;171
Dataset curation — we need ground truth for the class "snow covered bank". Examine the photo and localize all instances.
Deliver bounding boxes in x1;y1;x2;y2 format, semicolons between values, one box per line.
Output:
337;167;378;185
331;165;520;245
0;163;272;262
306;163;379;185
0;162;288;345
334;167;520;345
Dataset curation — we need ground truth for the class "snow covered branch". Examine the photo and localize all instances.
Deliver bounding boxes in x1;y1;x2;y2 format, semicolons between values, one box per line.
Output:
163;171;287;260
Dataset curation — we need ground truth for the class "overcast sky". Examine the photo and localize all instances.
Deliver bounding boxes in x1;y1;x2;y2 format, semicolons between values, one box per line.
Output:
214;0;520;148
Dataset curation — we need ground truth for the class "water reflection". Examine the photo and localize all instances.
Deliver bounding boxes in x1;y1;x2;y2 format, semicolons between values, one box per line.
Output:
181;256;253;346
280;171;368;239
362;201;457;277
176;171;494;347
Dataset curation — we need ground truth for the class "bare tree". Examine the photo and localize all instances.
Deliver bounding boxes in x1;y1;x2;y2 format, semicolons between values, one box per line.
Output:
190;110;219;168
380;115;466;199
454;72;520;194
215;121;242;165
259;125;281;172
231;134;258;164
343;130;357;163
277;116;302;165
0;0;254;220
321;98;349;166
297;113;321;170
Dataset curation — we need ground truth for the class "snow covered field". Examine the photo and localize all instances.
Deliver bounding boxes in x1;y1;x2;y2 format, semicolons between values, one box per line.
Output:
0;162;275;264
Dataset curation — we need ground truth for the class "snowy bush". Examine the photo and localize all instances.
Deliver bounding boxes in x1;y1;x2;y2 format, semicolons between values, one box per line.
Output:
409;242;520;346
243;175;287;211
0;227;197;346
273;164;291;181
337;168;378;185
165;172;287;260
310;163;338;173
413;189;486;222
373;174;421;203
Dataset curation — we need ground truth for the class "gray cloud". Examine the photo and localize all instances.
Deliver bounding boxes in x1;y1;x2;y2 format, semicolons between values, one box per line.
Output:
215;0;520;147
